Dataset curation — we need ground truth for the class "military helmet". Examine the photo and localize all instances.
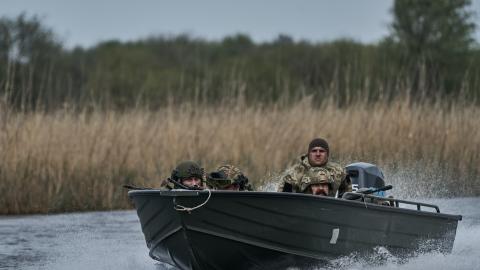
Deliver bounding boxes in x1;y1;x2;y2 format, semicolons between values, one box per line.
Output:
207;164;249;190
171;161;204;181
300;167;334;192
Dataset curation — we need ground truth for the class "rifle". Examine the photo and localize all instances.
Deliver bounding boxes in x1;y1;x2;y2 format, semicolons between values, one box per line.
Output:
343;185;393;200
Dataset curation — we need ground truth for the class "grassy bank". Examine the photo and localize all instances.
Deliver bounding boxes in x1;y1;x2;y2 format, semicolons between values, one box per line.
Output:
0;98;479;214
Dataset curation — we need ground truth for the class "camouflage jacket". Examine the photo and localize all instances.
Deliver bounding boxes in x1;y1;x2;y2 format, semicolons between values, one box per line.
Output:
159;178;175;190
277;155;351;196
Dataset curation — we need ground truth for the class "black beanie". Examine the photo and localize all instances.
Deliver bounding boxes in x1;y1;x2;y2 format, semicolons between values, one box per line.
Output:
308;138;329;154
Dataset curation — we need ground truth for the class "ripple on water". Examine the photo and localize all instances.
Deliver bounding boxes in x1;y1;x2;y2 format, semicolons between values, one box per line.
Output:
0;198;479;270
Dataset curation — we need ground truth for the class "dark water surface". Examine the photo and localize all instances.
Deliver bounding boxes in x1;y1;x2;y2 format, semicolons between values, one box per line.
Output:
1;197;479;270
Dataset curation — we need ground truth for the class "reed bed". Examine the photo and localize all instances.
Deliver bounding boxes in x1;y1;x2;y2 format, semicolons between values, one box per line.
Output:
0;98;479;214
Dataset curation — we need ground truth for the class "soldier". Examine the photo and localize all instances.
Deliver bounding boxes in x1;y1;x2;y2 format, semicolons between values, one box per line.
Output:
161;160;205;190
299;167;334;196
278;138;351;197
207;164;252;191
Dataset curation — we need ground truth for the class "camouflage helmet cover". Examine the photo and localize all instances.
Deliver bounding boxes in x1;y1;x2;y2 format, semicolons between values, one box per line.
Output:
207;164;247;189
171;161;204;181
300;167;334;192
217;165;243;181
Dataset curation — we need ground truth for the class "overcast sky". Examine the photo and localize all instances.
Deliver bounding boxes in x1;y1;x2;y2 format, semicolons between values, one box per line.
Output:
1;0;479;48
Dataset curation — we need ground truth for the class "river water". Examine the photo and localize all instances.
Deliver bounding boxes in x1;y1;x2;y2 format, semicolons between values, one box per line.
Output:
1;197;479;270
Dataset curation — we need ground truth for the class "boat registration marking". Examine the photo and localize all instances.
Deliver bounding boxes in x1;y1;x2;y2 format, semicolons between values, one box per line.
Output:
330;228;340;244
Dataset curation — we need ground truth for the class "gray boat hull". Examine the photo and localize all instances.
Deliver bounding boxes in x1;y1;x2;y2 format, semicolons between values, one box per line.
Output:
128;190;461;270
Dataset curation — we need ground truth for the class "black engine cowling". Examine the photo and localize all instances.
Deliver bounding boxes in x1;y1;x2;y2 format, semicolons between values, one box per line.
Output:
345;162;386;196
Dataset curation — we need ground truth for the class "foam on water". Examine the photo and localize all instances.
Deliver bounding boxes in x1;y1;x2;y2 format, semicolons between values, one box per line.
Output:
0;197;479;270
320;223;480;270
307;197;480;270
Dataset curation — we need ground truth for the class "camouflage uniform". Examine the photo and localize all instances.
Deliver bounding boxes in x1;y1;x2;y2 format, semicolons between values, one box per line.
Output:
160;179;175;190
207;164;252;191
278;155;351;197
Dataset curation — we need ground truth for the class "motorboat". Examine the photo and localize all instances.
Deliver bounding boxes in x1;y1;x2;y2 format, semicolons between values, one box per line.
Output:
127;163;462;270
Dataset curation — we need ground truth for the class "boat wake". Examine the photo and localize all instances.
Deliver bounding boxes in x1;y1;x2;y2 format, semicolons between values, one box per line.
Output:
304;222;480;270
2;196;477;270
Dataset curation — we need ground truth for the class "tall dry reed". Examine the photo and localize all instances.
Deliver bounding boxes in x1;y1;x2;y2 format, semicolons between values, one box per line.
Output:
1;98;479;214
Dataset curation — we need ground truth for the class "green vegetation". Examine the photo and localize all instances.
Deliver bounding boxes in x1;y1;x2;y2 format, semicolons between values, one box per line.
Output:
1;0;479;110
390;0;477;99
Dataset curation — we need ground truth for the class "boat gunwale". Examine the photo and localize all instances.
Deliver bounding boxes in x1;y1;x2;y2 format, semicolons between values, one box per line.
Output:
128;190;462;221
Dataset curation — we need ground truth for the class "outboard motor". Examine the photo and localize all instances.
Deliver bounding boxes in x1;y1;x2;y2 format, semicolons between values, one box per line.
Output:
346;162;386;197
